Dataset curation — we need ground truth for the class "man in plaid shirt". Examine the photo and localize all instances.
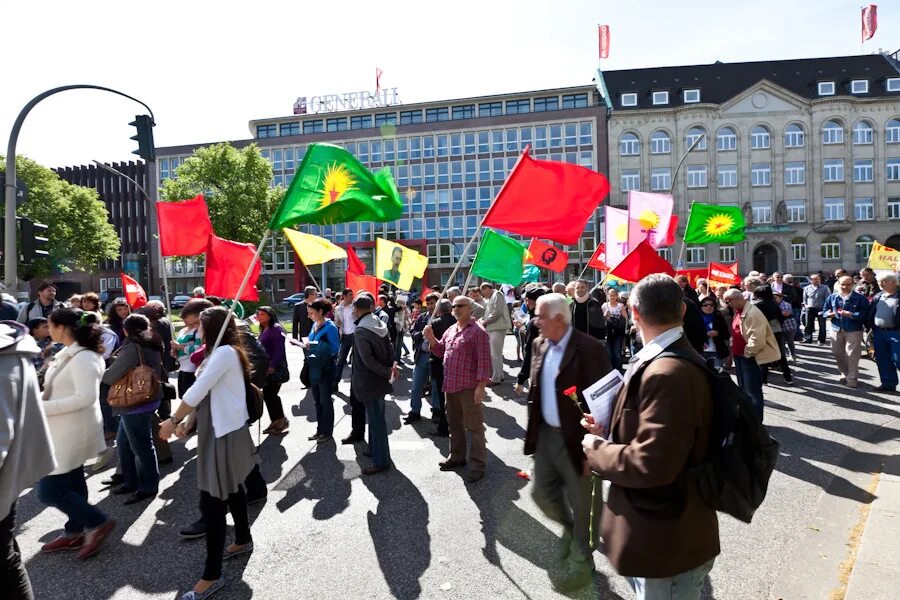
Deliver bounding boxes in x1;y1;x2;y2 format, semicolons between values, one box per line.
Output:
425;296;492;482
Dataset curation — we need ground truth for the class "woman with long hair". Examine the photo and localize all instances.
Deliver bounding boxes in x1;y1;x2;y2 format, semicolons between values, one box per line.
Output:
753;284;794;385
105;298;130;348
256;306;289;435
306;299;340;442
37;308;116;559
159;307;257;600
602;288;627;371
101;314;164;505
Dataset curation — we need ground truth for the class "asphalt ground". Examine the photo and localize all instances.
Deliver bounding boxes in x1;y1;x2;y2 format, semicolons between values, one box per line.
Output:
14;335;900;599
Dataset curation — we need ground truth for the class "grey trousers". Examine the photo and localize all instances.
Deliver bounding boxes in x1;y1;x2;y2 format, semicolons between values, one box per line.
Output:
488;330;505;383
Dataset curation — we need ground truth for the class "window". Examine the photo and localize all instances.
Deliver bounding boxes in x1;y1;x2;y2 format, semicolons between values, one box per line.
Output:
851;80;869;94
375;113;397;127
685;127;707;150
657;248;672;261
505;128;518;151
823;158;844;182
257;124;276;138
506;99;529;114
326;117;348;132
824;197;845;221
562;93;588;109
889;198;900;220
621;169;640;191
350;115;372;130
818;81;835;96
279;122;299;136
534;96;559;112
751;163;771;186
719;245;736;263
303;120;324;134
887;119;900;144
887;158;900;181
549;125;562;148
452;105;475;120
683;89;700;103
425;107;449;122
784;123;805;148
786;199;806;222
477;131;489;153
716;127;736;151
564;123;578;146
752;201;772;224
750;125;771;149
620;93;637;107
822;120;843;144
619;133;640;156
791;238;807;261
785;162;805;185
687;246;706;264
856;236;874;262
854;159;874;182
650;130;671;154
687;165;707;188
399;110;423;125
478;102;502;117
821;236;841;260
652;91;669;105
887;78;900;92
492;130;504;152
718;164;737;188
853;121;874;145
651;168;671;191
854;197;874;221
579;122;591;145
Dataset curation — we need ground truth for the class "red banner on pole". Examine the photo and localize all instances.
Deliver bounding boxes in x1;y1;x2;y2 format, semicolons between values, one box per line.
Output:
862;5;877;42
707;262;741;287
598;24;610;59
121;273;148;309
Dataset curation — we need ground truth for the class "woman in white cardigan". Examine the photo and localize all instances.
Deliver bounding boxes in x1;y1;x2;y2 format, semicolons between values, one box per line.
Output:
37;308;116;560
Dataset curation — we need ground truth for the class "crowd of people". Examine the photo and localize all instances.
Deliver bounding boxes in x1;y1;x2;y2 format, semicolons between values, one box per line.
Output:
1;262;898;598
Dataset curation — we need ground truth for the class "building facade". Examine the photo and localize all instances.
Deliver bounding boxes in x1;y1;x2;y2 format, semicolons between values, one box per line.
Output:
154;85;608;298
602;52;900;275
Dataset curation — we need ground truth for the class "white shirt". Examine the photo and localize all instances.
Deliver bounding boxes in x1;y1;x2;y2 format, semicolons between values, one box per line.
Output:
540;326;574;428
182;345;249;438
624;326;684;384
337;303;356;335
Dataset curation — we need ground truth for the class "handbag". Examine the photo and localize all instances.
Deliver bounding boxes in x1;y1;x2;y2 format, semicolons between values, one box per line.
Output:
108;345;161;409
270;361;290;385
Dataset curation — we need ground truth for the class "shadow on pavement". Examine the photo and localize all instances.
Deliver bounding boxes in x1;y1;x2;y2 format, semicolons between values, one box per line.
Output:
273;441;352;520
482;404;527;440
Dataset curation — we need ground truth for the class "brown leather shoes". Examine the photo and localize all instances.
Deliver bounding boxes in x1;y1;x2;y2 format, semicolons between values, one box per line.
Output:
76;518;116;559
41;533;84;553
439;459;467;471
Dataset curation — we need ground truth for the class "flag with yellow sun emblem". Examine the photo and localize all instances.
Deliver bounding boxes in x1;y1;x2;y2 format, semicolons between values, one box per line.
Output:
268;143;403;230
683;203;745;244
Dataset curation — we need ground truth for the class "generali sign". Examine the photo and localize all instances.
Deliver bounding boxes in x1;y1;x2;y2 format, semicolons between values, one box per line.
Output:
294;88;401;115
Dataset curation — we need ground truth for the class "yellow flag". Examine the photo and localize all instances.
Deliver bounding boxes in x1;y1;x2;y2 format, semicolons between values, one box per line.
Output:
867;241;900;272
375;238;428;291
282;228;347;265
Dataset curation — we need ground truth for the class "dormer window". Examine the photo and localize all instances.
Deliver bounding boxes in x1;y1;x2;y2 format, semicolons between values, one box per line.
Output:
620;93;638;107
888;78;900;92
818;81;836;96
683;89;700;103
652;91;669;105
851;79;869;94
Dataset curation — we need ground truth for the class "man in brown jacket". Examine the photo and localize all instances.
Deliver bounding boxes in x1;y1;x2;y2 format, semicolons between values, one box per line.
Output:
582;274;719;598
523;293;612;592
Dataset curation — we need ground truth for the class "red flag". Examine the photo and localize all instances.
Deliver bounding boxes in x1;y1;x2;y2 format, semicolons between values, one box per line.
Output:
608;239;675;283
526;239;568;272
598;24;610;59
675;268;707;286
375;67;384;94
156;195;213;257
482;148;610;245
346;271;379;298
708;262;742;287
663;215;679;247
587;243;608;271
347;246;366;275
204;235;261;301
121;273;148;309
420;286;434;301
862;5;877;42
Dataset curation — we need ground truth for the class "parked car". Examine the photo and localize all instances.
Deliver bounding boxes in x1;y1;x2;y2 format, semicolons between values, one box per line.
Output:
171;295;192;309
148;295;164;303
281;293;304;307
792;275;811;287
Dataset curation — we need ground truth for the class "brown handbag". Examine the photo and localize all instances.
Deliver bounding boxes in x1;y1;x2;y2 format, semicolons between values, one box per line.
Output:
107;344;160;409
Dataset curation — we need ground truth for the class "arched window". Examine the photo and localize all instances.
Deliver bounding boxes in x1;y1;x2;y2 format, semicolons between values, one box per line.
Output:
716;127;737;151
619;132;640;156
822;120;844;145
887;118;900;144
650;130;671;154
750;125;771;149
821;236;841;261
685;127;707;150
856;235;874;262
784;123;805;148
853;120;874;145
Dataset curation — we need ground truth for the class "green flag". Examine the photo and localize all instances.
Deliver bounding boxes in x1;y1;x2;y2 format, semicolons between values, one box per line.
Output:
521;264;540;283
471;229;527;285
683;203;745;244
268;143;403;230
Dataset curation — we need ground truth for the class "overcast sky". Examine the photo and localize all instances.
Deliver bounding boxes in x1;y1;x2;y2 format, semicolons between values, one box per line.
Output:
3;0;897;168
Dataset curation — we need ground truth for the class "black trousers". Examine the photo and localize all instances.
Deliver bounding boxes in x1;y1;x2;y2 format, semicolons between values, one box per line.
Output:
177;371;196;397
335;334;353;381
195;465;266;526
804;308;827;343
348;389;366;437
0;503;32;600
200;487;251;581
432;361;449;434
262;380;285;422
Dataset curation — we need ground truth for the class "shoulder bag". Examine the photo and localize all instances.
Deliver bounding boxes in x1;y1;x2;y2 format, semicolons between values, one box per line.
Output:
108;345;161;409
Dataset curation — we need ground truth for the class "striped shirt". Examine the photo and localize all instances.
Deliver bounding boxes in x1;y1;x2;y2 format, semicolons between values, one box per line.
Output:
430;319;492;393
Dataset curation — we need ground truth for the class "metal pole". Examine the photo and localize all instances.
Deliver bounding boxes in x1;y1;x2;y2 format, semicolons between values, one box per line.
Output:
668;133;705;270
5;84;155;290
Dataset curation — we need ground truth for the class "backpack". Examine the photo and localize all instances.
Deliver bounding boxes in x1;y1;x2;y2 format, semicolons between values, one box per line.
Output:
243;373;264;424
653;345;780;523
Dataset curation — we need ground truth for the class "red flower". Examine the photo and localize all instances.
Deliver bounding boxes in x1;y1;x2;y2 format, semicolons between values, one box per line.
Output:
563;386;577;397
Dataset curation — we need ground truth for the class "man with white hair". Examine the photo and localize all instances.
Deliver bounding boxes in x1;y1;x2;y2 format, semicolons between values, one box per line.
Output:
480;282;512;386
822;276;868;388
867;273;900;392
802;274;830;344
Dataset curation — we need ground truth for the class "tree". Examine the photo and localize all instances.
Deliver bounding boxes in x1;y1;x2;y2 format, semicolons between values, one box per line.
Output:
159;142;283;244
1;155;120;280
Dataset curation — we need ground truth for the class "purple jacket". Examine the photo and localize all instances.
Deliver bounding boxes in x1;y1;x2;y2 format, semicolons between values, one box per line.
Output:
259;324;286;370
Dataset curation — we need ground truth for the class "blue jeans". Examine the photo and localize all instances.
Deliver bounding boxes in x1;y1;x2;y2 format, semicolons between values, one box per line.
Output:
98;383;118;435
311;368;335;436
409;352;431;414
873;328;900;389
627;558;715;600
734;355;764;422
607;335;625;371
117;412;159;495
364;395;391;468
37;467;107;534
702;351;723;371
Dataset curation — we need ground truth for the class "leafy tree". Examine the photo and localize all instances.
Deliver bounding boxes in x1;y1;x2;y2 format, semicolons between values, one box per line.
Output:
1;155;120;280
159;142;283;244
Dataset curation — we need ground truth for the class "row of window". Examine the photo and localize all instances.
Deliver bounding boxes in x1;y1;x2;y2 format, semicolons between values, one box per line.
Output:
671;234;877;266
256;93;591;138
619;119;900;156
393;151;593;188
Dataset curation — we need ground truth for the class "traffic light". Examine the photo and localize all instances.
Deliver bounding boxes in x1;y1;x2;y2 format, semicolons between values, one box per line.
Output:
20;217;49;263
129;114;156;162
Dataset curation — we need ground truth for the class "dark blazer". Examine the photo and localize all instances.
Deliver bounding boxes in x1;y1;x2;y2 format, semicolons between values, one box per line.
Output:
524;328;612;473
292;302;312;340
682;298;707;354
703;311;731;358
589;336;719;578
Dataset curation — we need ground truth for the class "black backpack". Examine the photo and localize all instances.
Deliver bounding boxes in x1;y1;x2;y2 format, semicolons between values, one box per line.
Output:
655;346;780;523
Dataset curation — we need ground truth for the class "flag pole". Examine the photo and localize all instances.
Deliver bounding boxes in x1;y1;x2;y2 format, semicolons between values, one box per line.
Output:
675;201;695;271
303;263;322;291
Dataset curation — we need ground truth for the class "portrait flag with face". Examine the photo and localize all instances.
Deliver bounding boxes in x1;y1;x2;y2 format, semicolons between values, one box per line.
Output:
375;238;428;291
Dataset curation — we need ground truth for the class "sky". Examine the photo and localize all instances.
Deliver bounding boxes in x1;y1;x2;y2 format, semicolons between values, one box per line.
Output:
3;0;898;168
